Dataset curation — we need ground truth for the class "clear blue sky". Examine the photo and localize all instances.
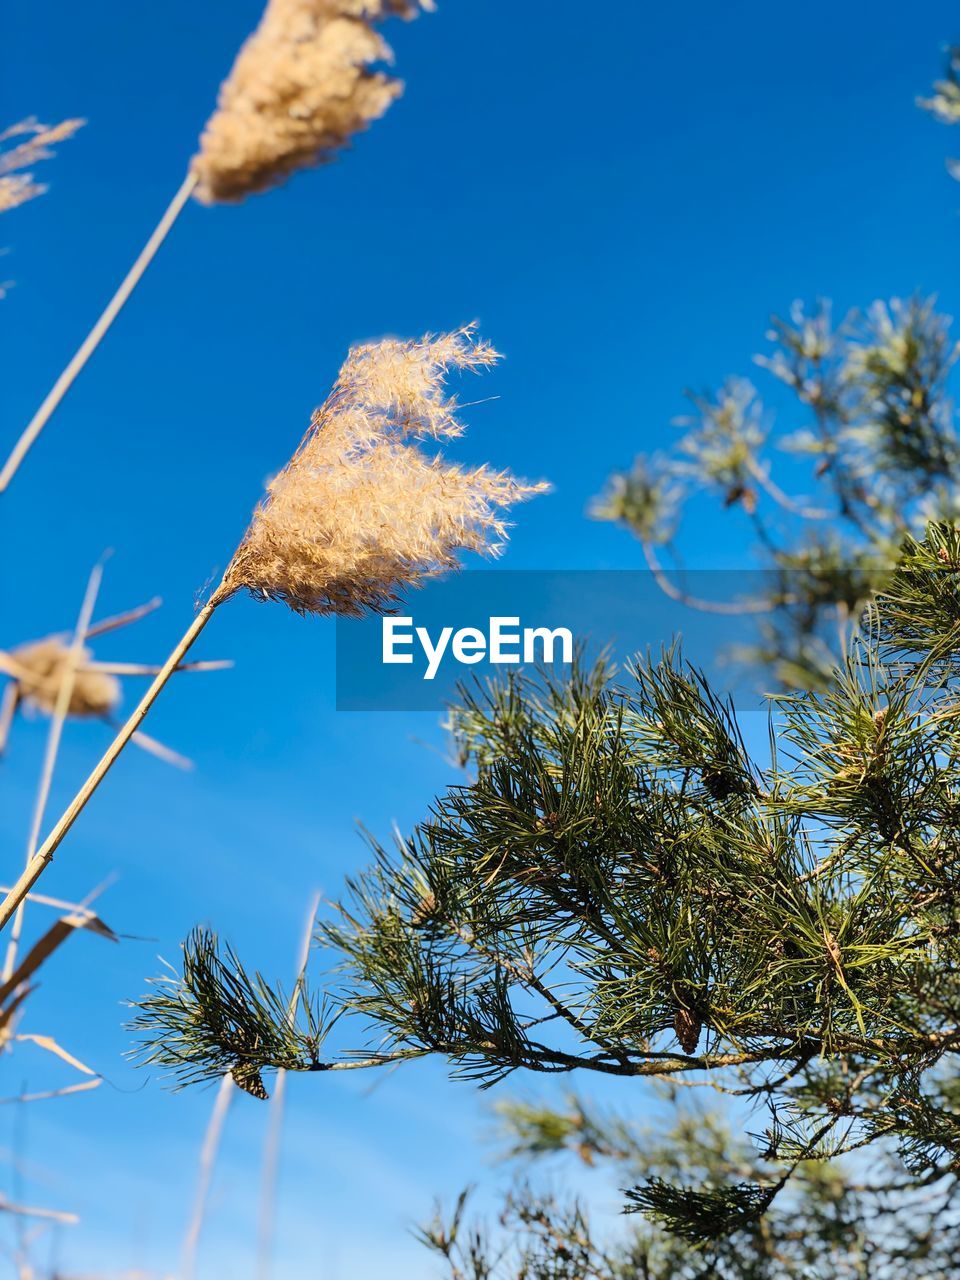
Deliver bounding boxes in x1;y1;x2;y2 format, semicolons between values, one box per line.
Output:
1;0;958;1275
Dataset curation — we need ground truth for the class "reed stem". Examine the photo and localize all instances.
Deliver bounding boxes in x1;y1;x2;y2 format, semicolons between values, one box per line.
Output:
0;598;218;932
181;1072;235;1280
257;891;321;1280
0;171;197;493
2;563;104;981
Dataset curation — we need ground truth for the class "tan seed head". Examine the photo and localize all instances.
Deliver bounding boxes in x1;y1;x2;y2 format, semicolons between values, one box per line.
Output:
192;0;432;204
12;639;121;719
215;325;549;616
0;118;85;215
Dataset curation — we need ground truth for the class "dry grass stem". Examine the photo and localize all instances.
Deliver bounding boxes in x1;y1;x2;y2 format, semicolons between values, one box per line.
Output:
0;682;19;754
0;889;100;917
181;1072;235;1280
0;1194;78;1225
0;173;196;493
0;1079;100;1105
0;118;84;214
126;730;194;771
192;0;432;203
2;564;104;983
0;910;117;1008
14;1032;98;1077
218;325;549;615
257;891;321;1280
88;659;232;677
85;597;162;639
0;904;113;1174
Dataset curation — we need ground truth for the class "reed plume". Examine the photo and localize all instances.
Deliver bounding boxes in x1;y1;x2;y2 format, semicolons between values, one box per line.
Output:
0;601;230;757
0;328;547;930
11;640;121;719
0;118;84;215
0;1;432;491
217;326;547;614
193;0;432;204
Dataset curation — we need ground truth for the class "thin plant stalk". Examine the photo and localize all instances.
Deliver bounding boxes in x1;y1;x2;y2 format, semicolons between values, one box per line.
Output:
0;598;218;933
0;889;98;916
0;682;18;755
257;890;321;1280
2;563;103;981
85;596;162;639
181;1071;235;1280
0;173;197;493
87;659;232;676
125;728;193;771
0;1080;100;1105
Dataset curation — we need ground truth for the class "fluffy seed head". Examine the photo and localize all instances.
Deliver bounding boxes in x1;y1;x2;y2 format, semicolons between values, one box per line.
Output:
192;0;432;204
12;639;121;719
0;118;85;214
215;326;549;616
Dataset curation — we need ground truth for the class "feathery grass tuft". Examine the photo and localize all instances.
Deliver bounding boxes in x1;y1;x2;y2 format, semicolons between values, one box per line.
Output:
216;325;549;616
192;0;434;203
11;639;121;719
0;326;547;928
0;118;84;214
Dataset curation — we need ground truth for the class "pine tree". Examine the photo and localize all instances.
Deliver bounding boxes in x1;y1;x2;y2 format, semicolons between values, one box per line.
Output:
592;295;960;692
130;45;960;1280
584;55;960;697
133;521;960;1274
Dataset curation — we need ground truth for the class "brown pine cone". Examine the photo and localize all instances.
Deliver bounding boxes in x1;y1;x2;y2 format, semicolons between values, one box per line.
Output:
674;1006;702;1055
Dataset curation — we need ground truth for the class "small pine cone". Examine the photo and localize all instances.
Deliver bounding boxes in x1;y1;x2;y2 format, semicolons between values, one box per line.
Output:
674;1006;702;1055
411;891;437;926
231;1061;269;1100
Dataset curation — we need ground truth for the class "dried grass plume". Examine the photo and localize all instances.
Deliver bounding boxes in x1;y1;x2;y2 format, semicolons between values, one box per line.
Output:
0;118;85;214
11;640;120;719
192;0;433;204
215;325;549;615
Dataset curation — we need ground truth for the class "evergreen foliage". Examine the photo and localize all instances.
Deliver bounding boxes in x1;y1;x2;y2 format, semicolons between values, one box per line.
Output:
592;298;960;689
413;1095;960;1279
134;525;960;1271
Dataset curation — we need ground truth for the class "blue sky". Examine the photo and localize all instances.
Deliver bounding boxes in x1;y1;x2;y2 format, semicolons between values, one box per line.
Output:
1;0;959;1275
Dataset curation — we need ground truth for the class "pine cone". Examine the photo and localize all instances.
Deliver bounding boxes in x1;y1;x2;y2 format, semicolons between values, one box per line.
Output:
411;891;437;926
231;1061;269;1100
674;1006;702;1055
